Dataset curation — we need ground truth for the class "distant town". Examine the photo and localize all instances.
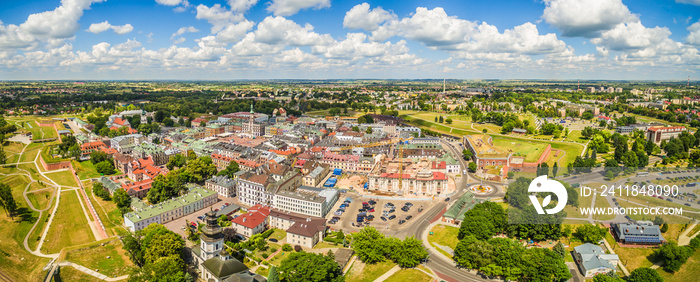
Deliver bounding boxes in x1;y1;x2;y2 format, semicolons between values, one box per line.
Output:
1;79;700;282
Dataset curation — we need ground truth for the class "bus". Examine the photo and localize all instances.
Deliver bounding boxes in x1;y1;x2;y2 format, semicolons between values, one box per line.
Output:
636;171;649;177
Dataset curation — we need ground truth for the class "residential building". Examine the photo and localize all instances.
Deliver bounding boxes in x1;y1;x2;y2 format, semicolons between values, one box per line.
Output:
231;204;271;237
268;209;327;248
205;175;237;197
573;243;619;277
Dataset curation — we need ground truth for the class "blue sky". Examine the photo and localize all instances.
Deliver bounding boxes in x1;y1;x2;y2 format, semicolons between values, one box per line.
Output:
1;0;700;80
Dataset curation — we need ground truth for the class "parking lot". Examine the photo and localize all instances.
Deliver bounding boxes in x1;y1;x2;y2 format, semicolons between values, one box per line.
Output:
325;193;438;232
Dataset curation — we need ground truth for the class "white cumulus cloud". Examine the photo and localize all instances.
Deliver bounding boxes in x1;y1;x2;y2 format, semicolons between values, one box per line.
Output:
542;0;638;37
155;0;183;6
267;0;330;17
87;21;133;35
687;21;700;46
676;0;700;5
228;0;259;13
171;26;199;39
343;3;395;31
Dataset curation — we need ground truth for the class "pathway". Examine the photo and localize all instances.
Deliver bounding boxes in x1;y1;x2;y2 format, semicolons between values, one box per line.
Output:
372;265;401;282
601;237;630;276
57;262;128;281
679;222;700;246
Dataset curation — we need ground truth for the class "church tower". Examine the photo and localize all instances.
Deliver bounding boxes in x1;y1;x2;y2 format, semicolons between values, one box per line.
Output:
200;209;226;260
248;103;255;136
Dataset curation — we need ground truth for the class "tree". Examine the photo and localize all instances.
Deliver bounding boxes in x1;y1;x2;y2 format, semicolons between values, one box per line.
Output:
462;149;473;160
553;242;566;258
278;252;343;282
574;225;607;243
217;214;231;227
469;162;477;172
552;162;558;177
627;267;663;282
439;116;444;123
267;265;279;282
521;248;572;282
122;233;145;267
390;237;428;268
92;182;110;200
183;156;217;183
69;143;81;159
96;160;115;175
654;242;693;272
352;227;387;264
0;183;17;218
482;129;488;134
166;154;186;170
366;127;373;134
90;150;110;164
217;161;240;178
113;188;131;215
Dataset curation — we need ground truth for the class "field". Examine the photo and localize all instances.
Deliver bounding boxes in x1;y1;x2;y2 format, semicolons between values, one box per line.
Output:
657;248;700;281
41;191;94;254
385;269;432;282
63;239;134;277
53;265;96;281
345;260;397;282
44;170;79;187
491;137;549;162
84;183;126;236
0;188;52;281
428;224;460;251
26;190;54;211
592;197;616;221
605;232;656;270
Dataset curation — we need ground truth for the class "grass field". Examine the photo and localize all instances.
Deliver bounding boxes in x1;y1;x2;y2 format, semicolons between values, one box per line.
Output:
428;224;460;253
84;184;125;236
27;210;51;251
657;247;700;280
41;191;94;254
0;193;52;281
53;265;96;281
491;137;549;162
26;190;53;211
63;239;134;277
345;260;397;282
269;229;287;241
44;170;79;187
605;232;656;270
385;269;432;282
592;197;616;221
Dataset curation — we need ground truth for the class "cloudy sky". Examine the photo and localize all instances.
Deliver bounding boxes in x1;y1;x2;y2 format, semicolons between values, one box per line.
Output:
1;0;700;80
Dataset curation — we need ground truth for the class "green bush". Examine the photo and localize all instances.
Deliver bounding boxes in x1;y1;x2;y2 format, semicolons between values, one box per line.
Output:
282;244;292;251
270;248;278;253
261;253;269;259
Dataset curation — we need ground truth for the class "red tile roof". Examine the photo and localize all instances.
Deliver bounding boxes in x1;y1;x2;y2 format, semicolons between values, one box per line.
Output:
232;205;271;229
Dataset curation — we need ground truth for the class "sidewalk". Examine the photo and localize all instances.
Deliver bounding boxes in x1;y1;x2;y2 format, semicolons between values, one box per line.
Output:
678;222;699;246
58;262;128;281
372;265;401;282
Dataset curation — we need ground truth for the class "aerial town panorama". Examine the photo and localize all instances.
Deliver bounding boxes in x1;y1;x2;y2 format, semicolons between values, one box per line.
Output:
1;1;700;282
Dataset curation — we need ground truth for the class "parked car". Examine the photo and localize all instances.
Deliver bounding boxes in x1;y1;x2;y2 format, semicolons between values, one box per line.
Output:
381;216;387;221
444;197;451;202
405;215;412;220
388;215;396;220
398;220;406;225
269;238;278;242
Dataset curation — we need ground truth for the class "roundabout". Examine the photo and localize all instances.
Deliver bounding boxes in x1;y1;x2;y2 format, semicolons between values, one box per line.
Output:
466;183;499;197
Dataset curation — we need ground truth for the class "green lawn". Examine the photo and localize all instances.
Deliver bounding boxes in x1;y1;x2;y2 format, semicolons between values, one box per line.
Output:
53;265;96;281
0;185;52;281
428;224;460;251
491;137;549;162
27;210;51;251
26;190;53;211
19;148;41;163
605;232;656;271
44;170;79;187
269;229;287;241
345;260;397;282
385;269;432;282
72;160;106;180
41;191;95;254
84;183;125;236
592;197;616;221
657;247;700;281
64;239;134;277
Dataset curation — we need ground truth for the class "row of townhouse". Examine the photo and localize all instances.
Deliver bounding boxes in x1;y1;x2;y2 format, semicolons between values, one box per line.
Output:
123;187;217;232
